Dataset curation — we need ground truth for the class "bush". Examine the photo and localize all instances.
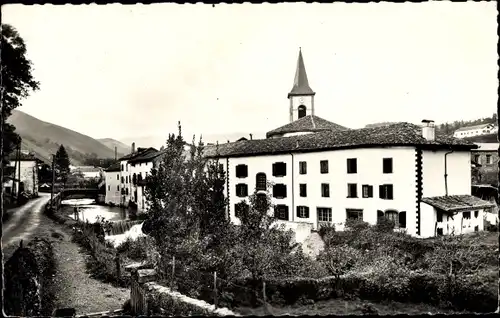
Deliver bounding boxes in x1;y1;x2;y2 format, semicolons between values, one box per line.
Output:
117;236;152;261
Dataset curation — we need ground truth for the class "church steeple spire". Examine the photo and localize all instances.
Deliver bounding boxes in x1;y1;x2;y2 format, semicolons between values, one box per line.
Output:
288;48;316;122
288;48;315;98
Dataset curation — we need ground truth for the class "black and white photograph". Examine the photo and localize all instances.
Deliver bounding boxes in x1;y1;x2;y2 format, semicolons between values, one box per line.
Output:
1;2;498;316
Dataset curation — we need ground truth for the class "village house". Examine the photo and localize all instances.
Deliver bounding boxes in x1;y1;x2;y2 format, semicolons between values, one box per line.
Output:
104;162;121;206
3;150;42;197
203;49;495;240
453;123;497;139
471;142;499;185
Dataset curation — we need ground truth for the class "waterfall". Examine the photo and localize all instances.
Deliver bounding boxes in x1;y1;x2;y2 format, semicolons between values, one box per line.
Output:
105;222;146;248
107;220;144;235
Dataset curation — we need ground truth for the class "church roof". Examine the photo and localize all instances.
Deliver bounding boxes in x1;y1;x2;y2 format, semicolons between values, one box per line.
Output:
204;122;477;158
288;49;315;98
266;115;348;138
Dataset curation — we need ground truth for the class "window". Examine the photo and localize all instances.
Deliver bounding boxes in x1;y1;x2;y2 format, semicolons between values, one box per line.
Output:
256;173;267;191
219;163;224;172
437;211;443;222
235;164;248;178
273;184;287;198
437;228;443;236
463;211;471;219
486;155;492;164
235;202;249;219
121;164;124;171
347;158;357;174
116;185;119;191
297;206;309;218
320;160;329;174
298;105;307;119
272;162;287;177
474;225;479;232
236;184;248;197
379;184;394;200
377;210;385;223
299;184;307;197
474;154;480;164
125;188;129;195
317;208;332;222
108;185;110;191
121;176;124;183
385;210;398;224
347;184;357;198
383;158;393;174
274;205;289;220
362;185;373;198
321;183;330;197
117;174;119;180
132;173;137;185
346;209;363;221
474;210;479;218
299;161;307;174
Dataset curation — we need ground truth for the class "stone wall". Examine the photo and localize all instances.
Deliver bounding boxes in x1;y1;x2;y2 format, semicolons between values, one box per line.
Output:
4;238;55;316
472;149;499;185
129;268;238;316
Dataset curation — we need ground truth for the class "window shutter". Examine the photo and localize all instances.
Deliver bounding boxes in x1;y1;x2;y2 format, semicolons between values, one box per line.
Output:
388;185;393;199
305;206;310;218
284;205;289;220
379;185;384;198
272;163;276;176
368;186;373;198
283;185;287;198
296;206;301;217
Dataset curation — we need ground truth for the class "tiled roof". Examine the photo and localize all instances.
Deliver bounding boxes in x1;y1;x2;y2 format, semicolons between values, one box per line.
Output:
104;162;121;172
473;143;499;152
7;152;40;162
75;166;102;173
118;147;157;161
128;148;162;163
288;49;315;97
421;195;496;213
455;123;495;132
266;115;348;138
204;122;477;158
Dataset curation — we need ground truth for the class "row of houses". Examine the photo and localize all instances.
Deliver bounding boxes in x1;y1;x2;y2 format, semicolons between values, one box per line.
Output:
103;49;497;239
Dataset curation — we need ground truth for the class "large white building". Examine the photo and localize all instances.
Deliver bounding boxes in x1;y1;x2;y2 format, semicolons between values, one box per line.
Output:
203;49;495;239
453;123;497;139
3;151;41;197
104;162;121;206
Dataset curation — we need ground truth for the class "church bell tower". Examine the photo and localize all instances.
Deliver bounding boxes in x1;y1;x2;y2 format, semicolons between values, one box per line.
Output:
288;48;315;122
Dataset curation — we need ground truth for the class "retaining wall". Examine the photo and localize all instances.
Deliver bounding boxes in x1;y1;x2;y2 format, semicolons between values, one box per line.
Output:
129;268;239;316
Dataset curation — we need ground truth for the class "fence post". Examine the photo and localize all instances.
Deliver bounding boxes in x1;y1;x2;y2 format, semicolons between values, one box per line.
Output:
214;271;218;309
263;280;267;304
171;256;175;289
115;253;121;280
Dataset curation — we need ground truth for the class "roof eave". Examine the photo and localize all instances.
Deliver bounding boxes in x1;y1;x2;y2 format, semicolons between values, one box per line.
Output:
287;91;316;98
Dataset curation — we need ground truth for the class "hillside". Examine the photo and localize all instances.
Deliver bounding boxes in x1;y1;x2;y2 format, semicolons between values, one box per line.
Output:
7;110;125;165
97;138;130;156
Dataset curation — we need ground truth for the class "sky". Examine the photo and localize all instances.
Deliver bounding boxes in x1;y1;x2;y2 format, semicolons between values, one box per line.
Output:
3;2;498;147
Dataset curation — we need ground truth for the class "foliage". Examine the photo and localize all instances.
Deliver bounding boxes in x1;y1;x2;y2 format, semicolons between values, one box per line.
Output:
1;24;39;172
83;157;117;168
116;236;153;261
54;145;71;184
435;113;497;136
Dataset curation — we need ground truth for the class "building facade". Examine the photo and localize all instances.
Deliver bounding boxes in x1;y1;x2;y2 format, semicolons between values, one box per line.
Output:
104;162;121;206
453;123;497;139
471;143;499;185
4;152;40;197
203;49;494;239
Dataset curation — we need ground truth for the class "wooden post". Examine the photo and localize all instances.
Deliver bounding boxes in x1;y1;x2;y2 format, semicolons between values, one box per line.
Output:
51;154;55;211
115;253;121;280
263;280;267;304
171;256;175;288
214;271;218;309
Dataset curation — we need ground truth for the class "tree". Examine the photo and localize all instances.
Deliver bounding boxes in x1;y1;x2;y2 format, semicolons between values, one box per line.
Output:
54;145;71;185
1;24;39;172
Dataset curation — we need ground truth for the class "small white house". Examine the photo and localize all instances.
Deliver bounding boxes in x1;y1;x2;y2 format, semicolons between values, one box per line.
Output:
104;162;121;206
453;123;496;138
4;151;41;197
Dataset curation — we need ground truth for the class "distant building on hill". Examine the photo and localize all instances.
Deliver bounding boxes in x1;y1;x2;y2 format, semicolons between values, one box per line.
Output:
453;123;497;139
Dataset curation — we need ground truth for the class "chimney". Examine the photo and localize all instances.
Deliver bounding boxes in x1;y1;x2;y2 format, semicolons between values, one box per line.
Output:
249;134;253;140
421;120;435;141
131;142;136;153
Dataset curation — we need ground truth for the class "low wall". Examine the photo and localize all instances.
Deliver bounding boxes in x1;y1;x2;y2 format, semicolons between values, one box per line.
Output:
129;268;238;316
273;220;314;244
4;238;55;316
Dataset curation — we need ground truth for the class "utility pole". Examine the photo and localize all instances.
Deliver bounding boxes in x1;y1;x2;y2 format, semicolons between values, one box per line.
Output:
51;154;55;211
17;143;21;204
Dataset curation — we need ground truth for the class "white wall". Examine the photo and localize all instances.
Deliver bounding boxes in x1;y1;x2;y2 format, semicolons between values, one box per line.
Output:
7;160;38;196
82;171;101;179
421;150;471;197
421;204;485;238
453;125;495;138
105;171;121;205
130;161;153;212
226;146;418;235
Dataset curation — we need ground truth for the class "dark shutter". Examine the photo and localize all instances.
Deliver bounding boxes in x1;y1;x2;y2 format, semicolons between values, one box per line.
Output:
272;163;277;176
379;185;384;198
387;185;393;199
399;211;406;228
